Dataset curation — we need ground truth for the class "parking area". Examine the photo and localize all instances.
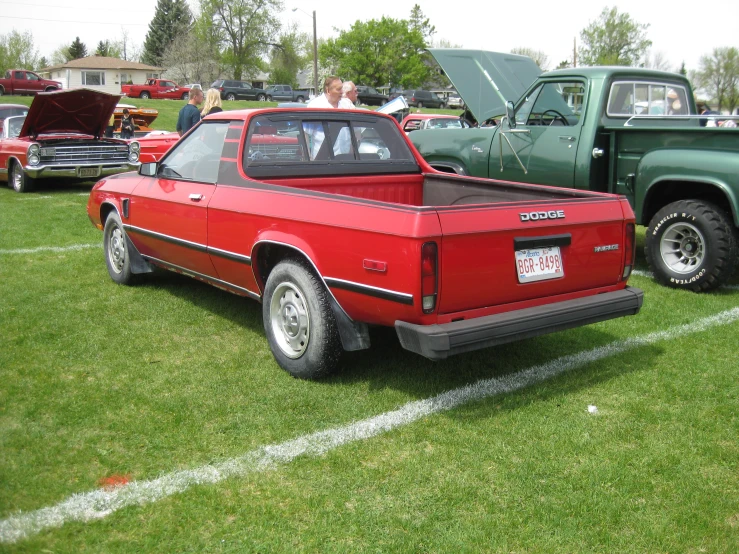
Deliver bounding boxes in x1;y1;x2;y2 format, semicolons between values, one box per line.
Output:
1;186;738;551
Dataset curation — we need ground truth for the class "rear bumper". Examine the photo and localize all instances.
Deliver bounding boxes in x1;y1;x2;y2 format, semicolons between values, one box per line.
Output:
395;286;644;360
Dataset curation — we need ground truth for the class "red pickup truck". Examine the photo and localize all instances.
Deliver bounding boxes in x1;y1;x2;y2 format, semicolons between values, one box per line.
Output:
120;79;190;100
86;108;643;379
0;69;62;96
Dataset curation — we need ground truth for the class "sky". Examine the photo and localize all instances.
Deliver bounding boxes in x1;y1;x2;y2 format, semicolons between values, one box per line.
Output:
3;0;737;72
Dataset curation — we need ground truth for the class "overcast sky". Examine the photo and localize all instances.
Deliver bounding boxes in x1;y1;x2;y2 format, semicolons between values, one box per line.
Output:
4;0;737;72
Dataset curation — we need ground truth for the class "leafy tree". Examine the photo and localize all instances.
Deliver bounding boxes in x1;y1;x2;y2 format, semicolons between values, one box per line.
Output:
694;47;739;113
50;44;72;66
0;30;39;72
578;6;651;66
409;4;435;43
510;47;550;71
68;36;87;60
642;50;672;72
161;31;221;86
94;40;122;58
320;17;429;89
205;0;282;81
142;0;193;67
269;24;309;88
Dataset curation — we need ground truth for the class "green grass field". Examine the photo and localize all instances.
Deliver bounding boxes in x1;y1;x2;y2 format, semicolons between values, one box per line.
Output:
0;97;738;552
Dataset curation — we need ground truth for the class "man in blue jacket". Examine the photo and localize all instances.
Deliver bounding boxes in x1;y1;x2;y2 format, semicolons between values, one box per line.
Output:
176;87;204;136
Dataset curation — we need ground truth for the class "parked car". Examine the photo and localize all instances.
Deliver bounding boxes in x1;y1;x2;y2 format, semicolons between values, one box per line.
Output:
0;69;62;96
263;85;310;103
356;86;388;106
211;79;267;101
411;48;739;292
401;113;470;133
403;90;446;109
111;103;159;138
121;79;190;100
87;107;642;380
0;89;139;193
447;94;465;109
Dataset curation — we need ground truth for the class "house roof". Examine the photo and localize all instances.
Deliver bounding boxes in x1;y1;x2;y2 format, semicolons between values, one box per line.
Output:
42;56;162;73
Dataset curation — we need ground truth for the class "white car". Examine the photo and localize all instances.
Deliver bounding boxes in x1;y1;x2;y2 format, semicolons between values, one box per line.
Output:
447;94;465;109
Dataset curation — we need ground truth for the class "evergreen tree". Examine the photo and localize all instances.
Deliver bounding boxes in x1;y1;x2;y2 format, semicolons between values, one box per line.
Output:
68;36;87;60
141;0;192;67
679;61;687;76
96;40;111;57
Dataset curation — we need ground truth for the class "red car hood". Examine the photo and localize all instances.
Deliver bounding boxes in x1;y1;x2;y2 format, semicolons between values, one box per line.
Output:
21;88;121;139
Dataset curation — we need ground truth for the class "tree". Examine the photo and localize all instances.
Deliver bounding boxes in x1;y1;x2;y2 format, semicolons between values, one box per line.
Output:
694;47;739;113
0;31;39;72
578;6;651;66
161;31;221;86
95;40;121;58
319;17;429;89
642;50;672;72
50;44;72;66
409;4;435;43
510;47;550;71
205;0;282;80
37;56;49;71
142;0;193;67
678;61;687;76
68;37;87;60
432;38;461;49
269;24;309;88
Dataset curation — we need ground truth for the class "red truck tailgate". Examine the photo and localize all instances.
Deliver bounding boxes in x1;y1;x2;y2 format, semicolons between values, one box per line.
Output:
435;198;627;314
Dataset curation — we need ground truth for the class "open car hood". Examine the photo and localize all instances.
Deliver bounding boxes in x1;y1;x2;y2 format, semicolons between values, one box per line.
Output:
428;49;542;123
21;88;121;139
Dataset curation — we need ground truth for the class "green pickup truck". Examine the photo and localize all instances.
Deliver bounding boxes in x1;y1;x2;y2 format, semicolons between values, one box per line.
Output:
411;49;739;292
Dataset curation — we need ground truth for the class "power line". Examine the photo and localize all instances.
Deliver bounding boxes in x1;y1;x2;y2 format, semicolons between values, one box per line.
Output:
0;15;149;26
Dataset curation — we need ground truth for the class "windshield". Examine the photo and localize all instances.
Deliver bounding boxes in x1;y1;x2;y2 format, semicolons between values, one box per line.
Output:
4;115;26;138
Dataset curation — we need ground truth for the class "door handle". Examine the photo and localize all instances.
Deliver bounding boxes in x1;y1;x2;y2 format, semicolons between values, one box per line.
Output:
189;194;203;202
592;148;605;159
558;136;576;142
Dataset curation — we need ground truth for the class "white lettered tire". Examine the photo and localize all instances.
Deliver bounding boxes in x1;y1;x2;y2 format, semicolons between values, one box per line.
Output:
263;259;342;379
645;200;738;291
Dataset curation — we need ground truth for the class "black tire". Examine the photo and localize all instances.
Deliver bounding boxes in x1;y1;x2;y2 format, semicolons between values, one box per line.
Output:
182;92;189;100
296;96;305;103
263;258;342;379
645;200;738;292
226;93;236;101
11;162;35;193
439;102;446;109
0;87;4;96
266;95;273;102
103;211;137;285
257;94;266;102
140;91;150;100
417;102;424;109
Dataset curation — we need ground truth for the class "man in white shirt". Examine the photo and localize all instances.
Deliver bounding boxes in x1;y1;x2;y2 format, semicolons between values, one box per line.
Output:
307;76;354;109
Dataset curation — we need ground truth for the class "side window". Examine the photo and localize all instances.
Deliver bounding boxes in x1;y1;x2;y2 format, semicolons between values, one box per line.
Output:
14;71;24;80
245;116;307;163
158;121;229;182
522;81;583;126
27;73;39;81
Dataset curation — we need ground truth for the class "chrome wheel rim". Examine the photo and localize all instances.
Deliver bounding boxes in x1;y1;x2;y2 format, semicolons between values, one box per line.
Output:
12;166;22;191
108;226;126;274
270;282;310;359
660;222;705;274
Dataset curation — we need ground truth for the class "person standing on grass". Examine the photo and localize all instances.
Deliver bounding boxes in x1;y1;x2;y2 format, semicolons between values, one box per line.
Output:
201;88;223;117
177;87;204;136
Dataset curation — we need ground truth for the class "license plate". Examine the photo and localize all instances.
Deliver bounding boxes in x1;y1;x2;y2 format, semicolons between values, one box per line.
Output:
78;167;100;178
515;246;564;283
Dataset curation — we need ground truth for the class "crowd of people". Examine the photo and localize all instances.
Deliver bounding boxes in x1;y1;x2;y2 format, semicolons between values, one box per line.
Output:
175;77;363;136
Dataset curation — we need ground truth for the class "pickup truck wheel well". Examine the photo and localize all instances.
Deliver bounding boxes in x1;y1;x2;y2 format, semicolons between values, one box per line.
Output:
45;87;56;92
0;86;5;95
642;181;734;226
254;242;370;352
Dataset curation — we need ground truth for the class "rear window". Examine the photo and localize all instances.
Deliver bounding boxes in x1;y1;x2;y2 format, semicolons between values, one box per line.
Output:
607;81;689;116
244;113;418;178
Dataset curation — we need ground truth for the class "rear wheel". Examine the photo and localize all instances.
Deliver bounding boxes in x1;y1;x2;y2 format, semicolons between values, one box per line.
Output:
417;102;424;109
226;93;236;101
263;259;342;379
140;91;150;99
266;95;273;102
11;162;35;193
645;200;738;291
103;211;137;285
257;93;266;101
296;96;305;103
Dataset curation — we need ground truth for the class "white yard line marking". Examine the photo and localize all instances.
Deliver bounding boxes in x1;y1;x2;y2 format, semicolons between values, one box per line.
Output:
2;307;739;544
0;244;99;255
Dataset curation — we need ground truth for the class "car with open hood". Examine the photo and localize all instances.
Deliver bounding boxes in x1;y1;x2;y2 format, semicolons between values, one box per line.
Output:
0;88;140;192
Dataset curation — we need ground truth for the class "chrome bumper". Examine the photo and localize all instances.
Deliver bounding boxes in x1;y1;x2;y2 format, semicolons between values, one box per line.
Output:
25;162;139;179
395;286;644;360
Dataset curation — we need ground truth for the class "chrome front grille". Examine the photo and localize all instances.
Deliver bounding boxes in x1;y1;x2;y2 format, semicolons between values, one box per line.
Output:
39;144;129;165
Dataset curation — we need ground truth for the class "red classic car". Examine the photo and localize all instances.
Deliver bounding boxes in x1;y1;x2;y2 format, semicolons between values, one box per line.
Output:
0;89;140;192
121;79;191;100
87;108;643;379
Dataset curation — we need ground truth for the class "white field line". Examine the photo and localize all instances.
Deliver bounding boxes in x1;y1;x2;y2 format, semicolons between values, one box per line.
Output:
0;244;99;255
2;307;739;544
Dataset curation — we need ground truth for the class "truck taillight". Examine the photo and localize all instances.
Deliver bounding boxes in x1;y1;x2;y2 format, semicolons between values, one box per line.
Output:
622;223;635;280
421;242;438;313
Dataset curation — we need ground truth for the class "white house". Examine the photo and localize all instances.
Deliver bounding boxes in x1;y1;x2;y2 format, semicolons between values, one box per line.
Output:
39;56;163;94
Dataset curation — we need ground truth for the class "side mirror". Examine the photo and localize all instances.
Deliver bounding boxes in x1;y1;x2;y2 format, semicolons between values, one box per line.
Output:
139;162;157;176
506;101;516;128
